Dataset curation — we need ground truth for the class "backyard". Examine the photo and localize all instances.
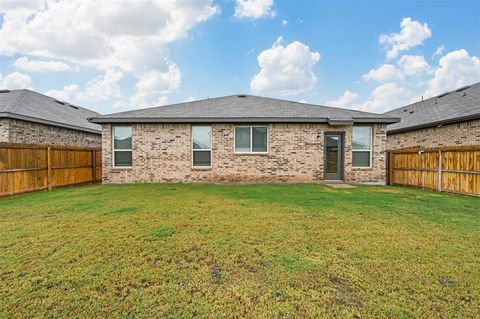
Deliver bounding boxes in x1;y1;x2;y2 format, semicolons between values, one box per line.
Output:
0;184;479;318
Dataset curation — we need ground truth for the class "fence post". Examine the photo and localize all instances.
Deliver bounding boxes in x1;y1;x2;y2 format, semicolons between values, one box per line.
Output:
388;152;393;185
438;150;442;192
47;146;52;191
422;151;426;189
386;151;389;185
92;149;96;184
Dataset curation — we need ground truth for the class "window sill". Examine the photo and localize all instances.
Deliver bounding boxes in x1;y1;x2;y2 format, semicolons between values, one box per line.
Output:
111;166;133;170
192;166;212;170
234;152;269;156
352;166;373;170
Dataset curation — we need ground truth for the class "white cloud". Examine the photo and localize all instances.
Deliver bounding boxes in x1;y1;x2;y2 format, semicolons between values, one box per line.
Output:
0;0;44;11
433;45;445;57
362;64;403;82
77;69;124;102
0;72;32;89
380;17;432;60
234;0;275;19
44;68;123;105
282;19;288;26
357;83;411;113
250;38;320;95
325;90;359;108
45;84;79;101
0;0;219;108
397;55;430;76
128;66;181;108
328;81;418;113
425;49;480;97
362;56;430;84
14;57;71;72
45;68;124;107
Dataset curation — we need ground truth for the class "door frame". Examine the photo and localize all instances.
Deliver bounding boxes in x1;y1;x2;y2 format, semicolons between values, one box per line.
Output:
323;131;345;181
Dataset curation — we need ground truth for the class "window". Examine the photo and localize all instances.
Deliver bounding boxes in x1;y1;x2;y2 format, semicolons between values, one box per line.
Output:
192;126;212;167
352;126;372;167
113;126;132;167
234;126;268;153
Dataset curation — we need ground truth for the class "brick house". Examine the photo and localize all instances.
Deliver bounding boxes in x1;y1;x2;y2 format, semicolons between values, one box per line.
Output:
384;82;480;150
90;95;399;184
0;89;101;147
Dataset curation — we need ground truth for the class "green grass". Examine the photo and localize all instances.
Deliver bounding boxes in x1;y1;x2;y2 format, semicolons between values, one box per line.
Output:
0;183;478;318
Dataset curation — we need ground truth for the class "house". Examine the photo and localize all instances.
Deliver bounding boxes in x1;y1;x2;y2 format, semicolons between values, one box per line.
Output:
89;95;399;184
384;82;480;150
0;89;101;147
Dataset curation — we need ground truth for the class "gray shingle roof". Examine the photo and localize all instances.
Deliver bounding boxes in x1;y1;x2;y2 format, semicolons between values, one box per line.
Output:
384;82;480;134
0;89;101;134
90;94;399;124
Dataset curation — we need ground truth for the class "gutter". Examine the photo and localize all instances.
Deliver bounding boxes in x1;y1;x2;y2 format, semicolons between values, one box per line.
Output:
0;112;101;135
387;113;480;134
89;116;400;125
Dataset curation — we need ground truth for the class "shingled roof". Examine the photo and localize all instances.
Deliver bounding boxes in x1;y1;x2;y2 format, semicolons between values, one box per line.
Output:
384;82;480;134
0;89;101;134
89;94;399;124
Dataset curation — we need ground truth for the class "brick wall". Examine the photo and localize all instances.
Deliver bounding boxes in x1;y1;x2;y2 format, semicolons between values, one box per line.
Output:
0;119;9;141
387;119;480;150
1;118;101;147
102;123;387;184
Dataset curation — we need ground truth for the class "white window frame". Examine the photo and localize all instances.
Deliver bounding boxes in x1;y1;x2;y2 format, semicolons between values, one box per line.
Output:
112;125;133;168
191;125;212;168
352;126;373;169
234;125;269;154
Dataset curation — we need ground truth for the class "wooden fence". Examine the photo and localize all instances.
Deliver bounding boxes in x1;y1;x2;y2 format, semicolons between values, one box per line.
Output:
387;145;480;197
0;143;102;197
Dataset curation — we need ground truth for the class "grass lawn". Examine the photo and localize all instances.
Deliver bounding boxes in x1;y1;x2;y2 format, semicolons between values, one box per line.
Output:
0;184;479;318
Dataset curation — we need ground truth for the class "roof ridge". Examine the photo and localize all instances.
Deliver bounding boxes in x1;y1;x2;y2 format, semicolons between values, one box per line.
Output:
103;95;240;117
245;94;390;117
96;93;394;119
384;81;480;114
28;89;101;115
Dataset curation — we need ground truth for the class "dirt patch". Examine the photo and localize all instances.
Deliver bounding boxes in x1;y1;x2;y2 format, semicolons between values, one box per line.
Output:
328;274;362;308
373;188;401;193
211;265;222;284
439;277;455;287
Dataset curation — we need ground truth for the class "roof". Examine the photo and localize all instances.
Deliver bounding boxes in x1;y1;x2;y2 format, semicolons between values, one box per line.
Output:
89;94;399;125
384;82;480;134
0;89;101;134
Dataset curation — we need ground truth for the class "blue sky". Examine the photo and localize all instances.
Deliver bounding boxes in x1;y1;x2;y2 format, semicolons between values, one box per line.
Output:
0;0;479;115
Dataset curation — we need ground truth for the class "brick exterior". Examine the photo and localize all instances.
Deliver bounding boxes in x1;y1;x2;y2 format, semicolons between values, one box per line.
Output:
387;119;480;150
102;123;387;185
0;118;101;147
0;118;9;141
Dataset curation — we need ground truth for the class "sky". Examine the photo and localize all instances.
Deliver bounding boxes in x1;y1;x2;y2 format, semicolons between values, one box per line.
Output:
0;0;479;115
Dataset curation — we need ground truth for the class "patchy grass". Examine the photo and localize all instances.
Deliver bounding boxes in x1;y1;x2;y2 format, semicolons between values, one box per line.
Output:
0;183;478;318
149;227;175;238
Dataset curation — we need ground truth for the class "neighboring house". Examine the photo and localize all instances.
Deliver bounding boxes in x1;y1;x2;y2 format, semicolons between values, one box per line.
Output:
0;89;101;147
90;95;399;184
384;82;480;150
